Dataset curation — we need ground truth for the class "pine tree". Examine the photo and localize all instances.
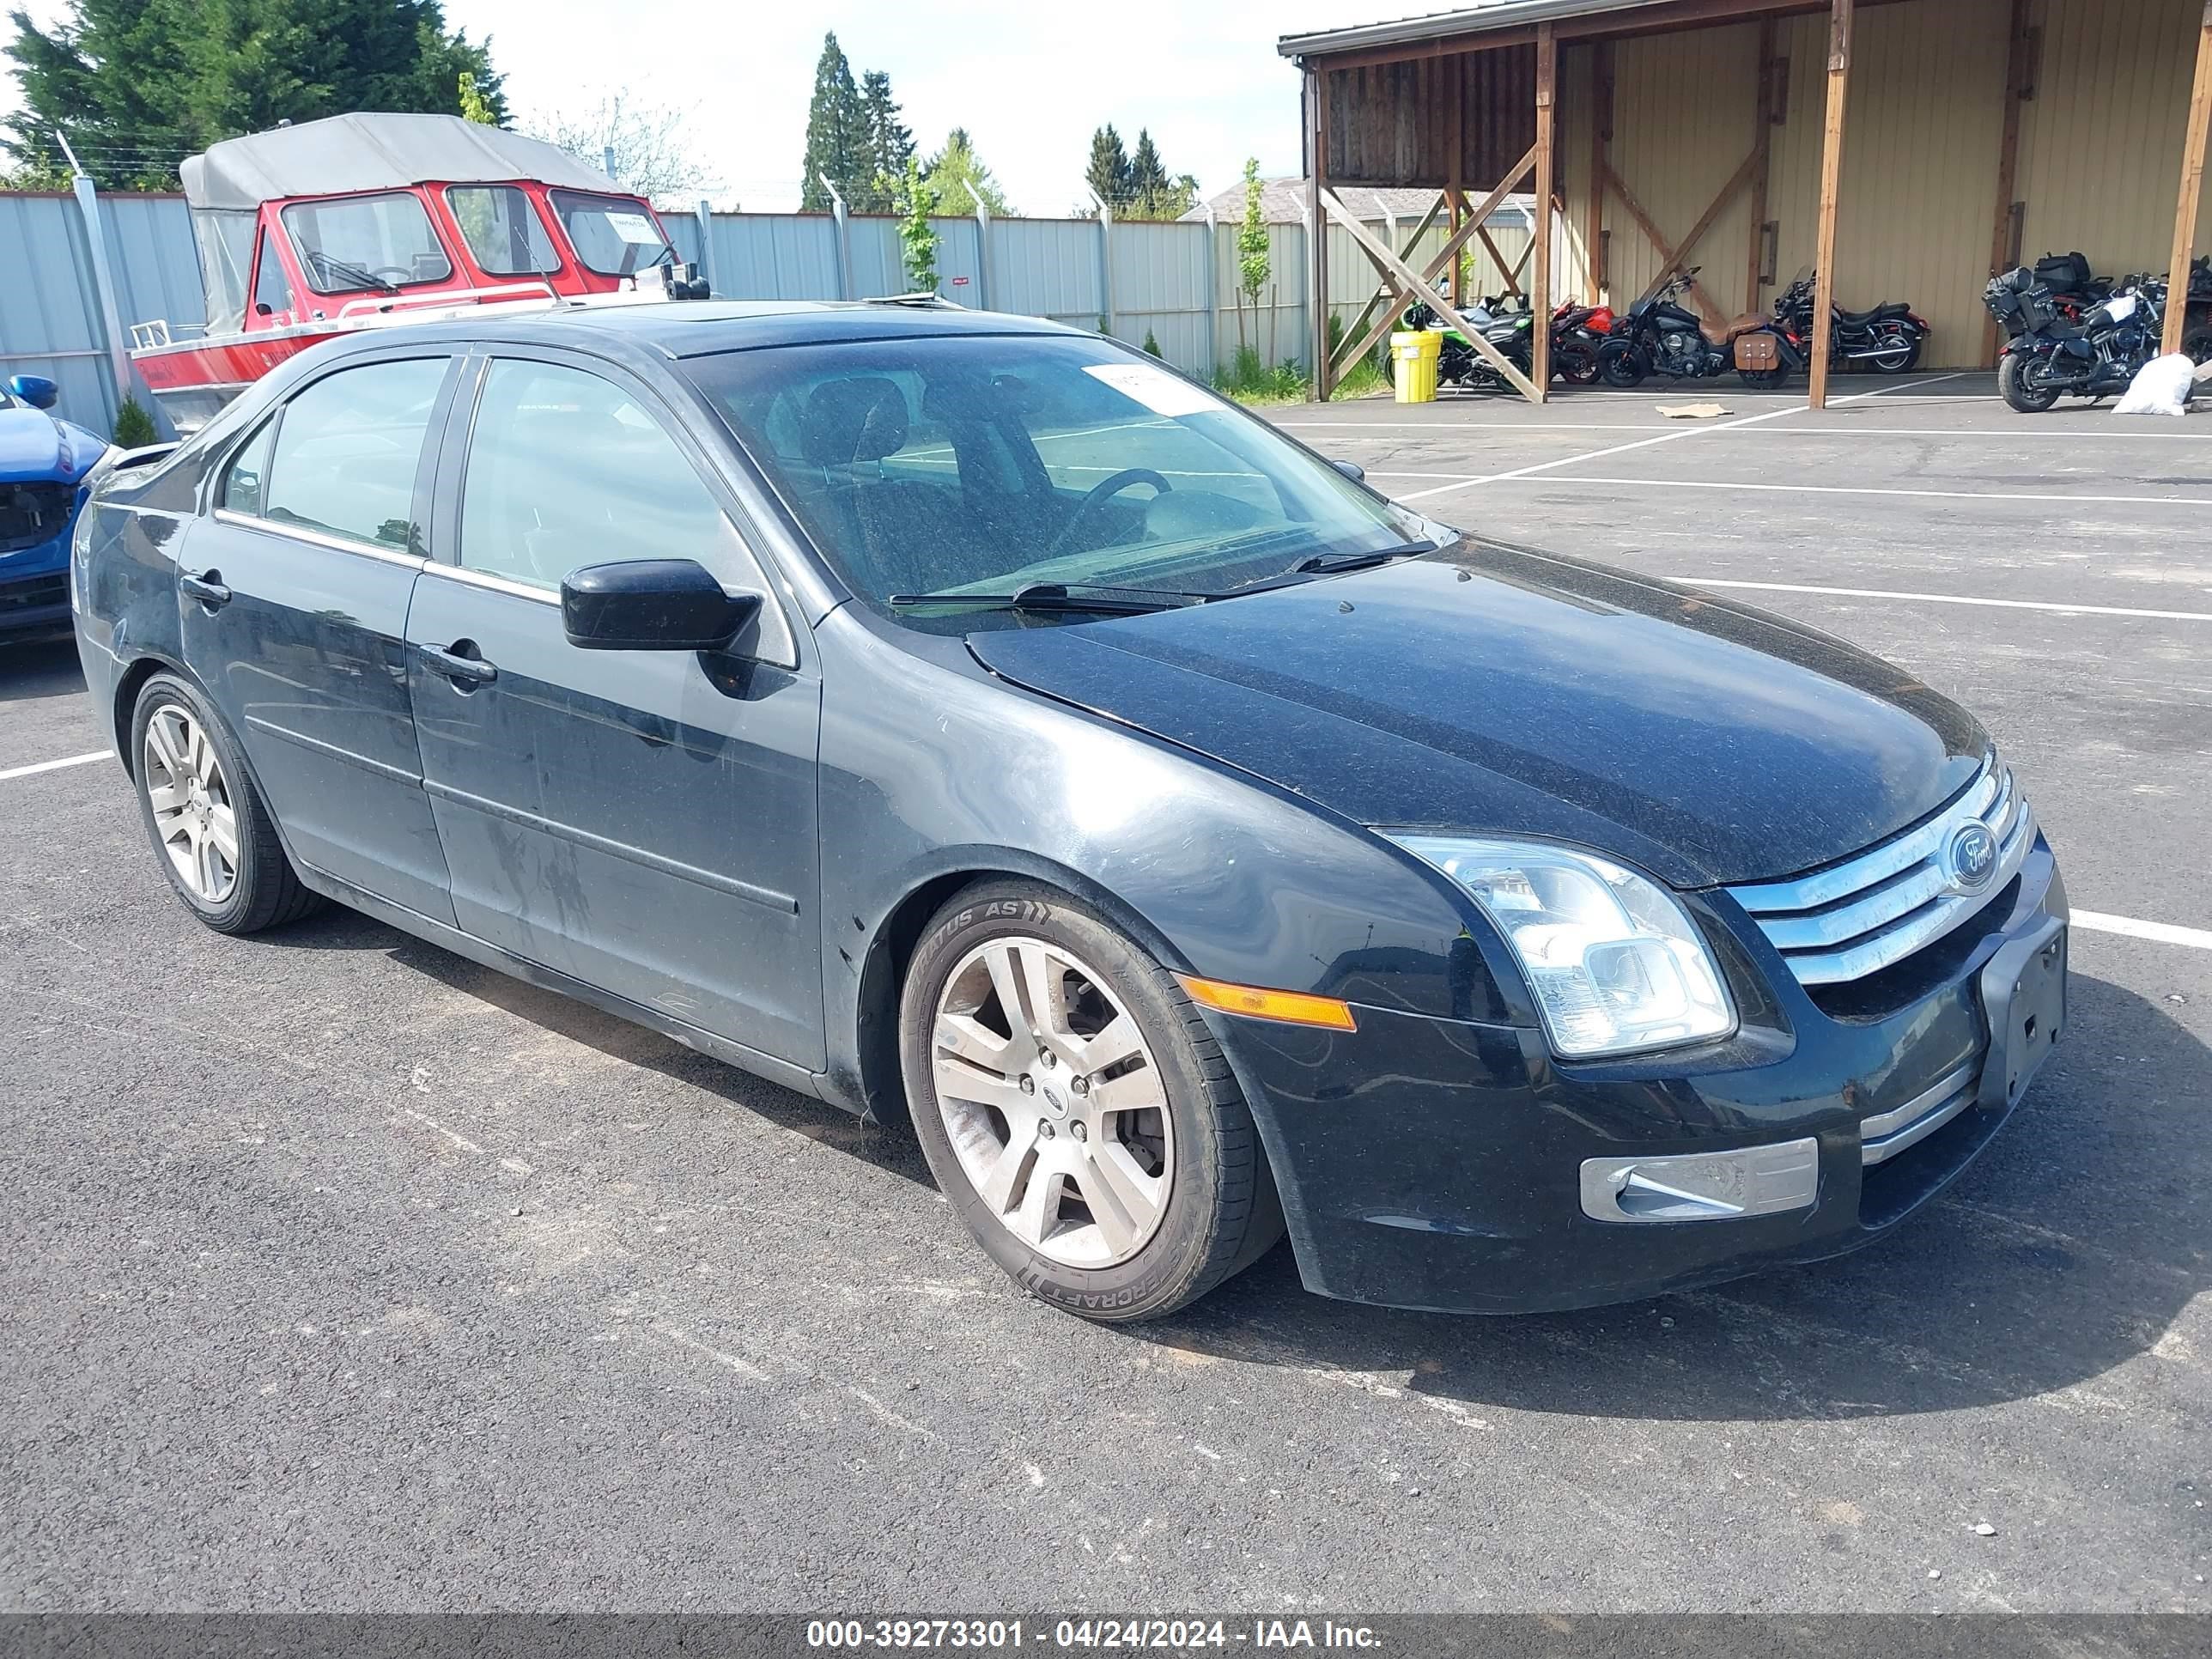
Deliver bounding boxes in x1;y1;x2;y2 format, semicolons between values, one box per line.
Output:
1084;124;1130;213
924;127;1008;216
855;70;912;213
799;31;868;212
1127;129;1166;207
3;0;507;188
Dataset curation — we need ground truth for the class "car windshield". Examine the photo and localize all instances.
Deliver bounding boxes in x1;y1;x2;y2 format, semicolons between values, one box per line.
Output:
549;191;672;276
690;334;1424;629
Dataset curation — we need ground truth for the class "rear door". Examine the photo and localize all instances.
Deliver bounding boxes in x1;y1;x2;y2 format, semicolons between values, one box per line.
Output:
180;351;462;921
404;349;824;1069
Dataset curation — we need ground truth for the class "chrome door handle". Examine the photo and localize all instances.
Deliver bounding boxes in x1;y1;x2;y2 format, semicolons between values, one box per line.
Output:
179;569;231;607
420;641;497;685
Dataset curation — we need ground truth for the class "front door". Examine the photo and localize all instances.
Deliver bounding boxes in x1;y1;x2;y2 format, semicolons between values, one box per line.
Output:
405;352;823;1070
179;352;459;922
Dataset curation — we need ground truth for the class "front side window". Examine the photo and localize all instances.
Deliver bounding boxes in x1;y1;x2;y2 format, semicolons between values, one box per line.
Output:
250;231;294;317
261;358;448;550
548;190;672;276
690;335;1415;629
282;192;453;295
447;185;561;277
459;359;756;592
219;417;277;516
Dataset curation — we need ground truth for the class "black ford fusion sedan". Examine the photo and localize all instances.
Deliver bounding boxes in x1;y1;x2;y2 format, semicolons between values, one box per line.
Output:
72;301;2066;1322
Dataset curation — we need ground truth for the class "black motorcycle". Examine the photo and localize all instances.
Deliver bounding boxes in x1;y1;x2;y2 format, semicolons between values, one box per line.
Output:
1729;270;1931;388
1984;266;2166;413
1596;267;1741;387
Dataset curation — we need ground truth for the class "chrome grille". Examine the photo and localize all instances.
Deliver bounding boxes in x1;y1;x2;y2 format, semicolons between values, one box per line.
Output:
1727;756;2034;988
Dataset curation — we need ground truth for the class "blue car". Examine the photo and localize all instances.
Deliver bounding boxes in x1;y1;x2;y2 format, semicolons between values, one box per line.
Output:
1;374;106;639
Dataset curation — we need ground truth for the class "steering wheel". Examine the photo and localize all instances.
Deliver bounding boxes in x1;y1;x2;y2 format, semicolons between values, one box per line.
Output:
365;266;415;285
1048;468;1173;558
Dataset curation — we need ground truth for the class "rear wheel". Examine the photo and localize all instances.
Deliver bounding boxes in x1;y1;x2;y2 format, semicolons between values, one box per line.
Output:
2182;325;2212;368
1869;332;1923;374
130;674;322;933
1998;350;2062;413
1598;344;1648;389
900;880;1283;1322
1737;364;1791;390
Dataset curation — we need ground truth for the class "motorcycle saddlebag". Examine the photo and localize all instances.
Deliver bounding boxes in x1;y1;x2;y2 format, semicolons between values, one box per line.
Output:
1734;331;1781;370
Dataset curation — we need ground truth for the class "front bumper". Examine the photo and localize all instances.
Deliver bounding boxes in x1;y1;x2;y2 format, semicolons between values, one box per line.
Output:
0;530;74;637
1207;840;2068;1314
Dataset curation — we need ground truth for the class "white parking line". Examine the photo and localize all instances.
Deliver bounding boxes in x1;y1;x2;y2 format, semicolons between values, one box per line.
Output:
2074;912;2212;951
1388;374;1966;502
1506;474;2212;509
1283;420;2212;441
0;750;112;783
1671;579;2212;623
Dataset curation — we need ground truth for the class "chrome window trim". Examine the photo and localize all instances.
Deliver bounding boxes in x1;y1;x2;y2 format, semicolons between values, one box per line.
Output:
416;559;560;606
211;507;425;569
1727;755;2037;988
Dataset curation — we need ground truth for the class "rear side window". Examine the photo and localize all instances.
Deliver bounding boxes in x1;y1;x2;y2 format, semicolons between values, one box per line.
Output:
459;358;757;591
283;191;453;294
219;417;276;516
447;185;560;276
262;358;448;550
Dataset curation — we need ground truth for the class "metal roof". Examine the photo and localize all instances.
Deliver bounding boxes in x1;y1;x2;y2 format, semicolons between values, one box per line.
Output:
1278;0;1671;59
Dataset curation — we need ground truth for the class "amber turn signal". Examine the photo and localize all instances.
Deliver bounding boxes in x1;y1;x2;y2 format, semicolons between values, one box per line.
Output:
1176;975;1358;1031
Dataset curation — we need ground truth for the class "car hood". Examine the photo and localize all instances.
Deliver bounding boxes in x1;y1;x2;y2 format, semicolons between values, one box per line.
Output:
0;406;102;484
967;541;1988;889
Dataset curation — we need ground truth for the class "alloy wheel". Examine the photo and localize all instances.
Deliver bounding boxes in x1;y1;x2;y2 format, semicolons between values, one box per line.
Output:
931;935;1174;1269
143;704;240;903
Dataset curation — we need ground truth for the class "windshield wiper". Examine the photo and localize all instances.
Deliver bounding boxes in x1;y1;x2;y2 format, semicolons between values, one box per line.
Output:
886;580;1201;616
1291;539;1439;575
311;252;398;295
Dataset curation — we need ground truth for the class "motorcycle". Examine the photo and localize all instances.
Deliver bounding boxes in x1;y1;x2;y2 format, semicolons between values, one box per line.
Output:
1596;267;1759;387
1550;299;1614;385
1984;266;2168;413
1730;270;1931;387
1403;294;1534;392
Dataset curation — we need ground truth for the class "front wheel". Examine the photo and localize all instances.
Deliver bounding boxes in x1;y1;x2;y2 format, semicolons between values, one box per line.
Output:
129;673;323;933
1598;343;1648;388
900;881;1283;1322
1998;350;2063;413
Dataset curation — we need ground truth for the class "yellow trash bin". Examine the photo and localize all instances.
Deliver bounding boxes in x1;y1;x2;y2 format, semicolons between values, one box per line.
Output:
1391;330;1441;404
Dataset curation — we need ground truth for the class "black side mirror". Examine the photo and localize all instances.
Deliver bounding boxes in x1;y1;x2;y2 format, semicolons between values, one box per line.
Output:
561;559;761;653
1331;459;1365;483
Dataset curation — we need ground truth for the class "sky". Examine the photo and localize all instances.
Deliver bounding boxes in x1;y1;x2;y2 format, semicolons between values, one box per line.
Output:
446;0;1370;214
0;1;1383;212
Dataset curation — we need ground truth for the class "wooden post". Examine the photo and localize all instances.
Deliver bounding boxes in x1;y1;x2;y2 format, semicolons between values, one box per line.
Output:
1532;24;1557;400
1451;57;1468;308
1808;0;1853;410
2162;0;2212;358
1589;40;1613;305
1309;68;1333;401
1985;0;2032;368
1748;19;1777;314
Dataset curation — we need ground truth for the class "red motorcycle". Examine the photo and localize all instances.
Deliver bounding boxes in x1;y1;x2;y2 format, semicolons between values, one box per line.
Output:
1550;300;1614;384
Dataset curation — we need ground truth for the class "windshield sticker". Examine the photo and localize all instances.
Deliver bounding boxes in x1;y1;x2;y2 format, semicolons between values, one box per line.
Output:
605;211;665;246
1082;362;1217;416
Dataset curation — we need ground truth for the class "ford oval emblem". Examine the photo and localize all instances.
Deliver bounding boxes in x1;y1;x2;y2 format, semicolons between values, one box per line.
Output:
1948;822;1998;892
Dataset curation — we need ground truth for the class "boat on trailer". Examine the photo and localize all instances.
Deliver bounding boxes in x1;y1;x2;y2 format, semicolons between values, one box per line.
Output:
131;112;708;432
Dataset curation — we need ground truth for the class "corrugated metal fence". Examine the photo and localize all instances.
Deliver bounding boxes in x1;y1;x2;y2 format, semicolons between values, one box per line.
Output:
2;190;1545;434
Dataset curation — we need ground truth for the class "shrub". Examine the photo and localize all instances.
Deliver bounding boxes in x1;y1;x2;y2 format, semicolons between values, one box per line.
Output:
112;396;159;449
1142;329;1163;358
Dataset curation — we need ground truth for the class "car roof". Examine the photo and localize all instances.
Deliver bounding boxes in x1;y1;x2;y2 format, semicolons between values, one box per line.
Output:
356;299;1083;361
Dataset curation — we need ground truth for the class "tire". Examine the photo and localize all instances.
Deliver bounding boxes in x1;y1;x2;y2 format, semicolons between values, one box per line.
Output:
130;673;323;934
2183;326;2212;368
1998;351;2062;414
899;880;1284;1322
1737;365;1791;390
1869;332;1923;374
1598;344;1648;389
1553;341;1598;385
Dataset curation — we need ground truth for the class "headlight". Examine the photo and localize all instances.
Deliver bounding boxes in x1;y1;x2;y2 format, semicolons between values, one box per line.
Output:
1382;835;1735;1058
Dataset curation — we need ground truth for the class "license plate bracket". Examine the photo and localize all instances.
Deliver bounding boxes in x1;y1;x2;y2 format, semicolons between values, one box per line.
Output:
1977;915;2067;1112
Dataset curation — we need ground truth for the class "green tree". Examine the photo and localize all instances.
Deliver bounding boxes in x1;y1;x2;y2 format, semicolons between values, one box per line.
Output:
799;30;868;213
887;155;938;292
854;69;911;213
1117;128;1195;221
3;0;507;190
923;127;1006;216
1235;157;1270;353
1083;123;1129;213
456;69;495;125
